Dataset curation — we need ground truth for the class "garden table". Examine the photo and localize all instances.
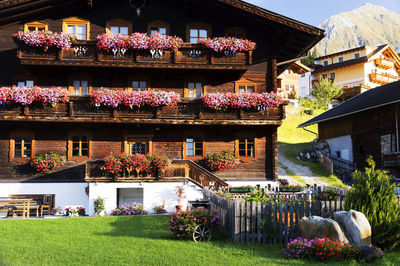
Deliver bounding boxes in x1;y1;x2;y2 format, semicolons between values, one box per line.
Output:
0;198;34;218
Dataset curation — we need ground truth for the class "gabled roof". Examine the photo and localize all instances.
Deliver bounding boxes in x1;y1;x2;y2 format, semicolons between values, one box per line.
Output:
299;80;400;128
312;45;387;74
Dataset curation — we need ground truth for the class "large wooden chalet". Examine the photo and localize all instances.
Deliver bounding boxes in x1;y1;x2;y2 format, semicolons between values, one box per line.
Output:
0;0;323;214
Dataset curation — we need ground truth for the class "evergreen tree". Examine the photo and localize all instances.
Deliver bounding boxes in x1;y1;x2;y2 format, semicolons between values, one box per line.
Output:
301;48;318;66
345;156;400;250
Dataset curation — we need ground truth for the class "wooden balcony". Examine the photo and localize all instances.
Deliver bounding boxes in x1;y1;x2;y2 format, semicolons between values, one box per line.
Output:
374;58;394;70
16;42;252;70
341;85;370;100
0;97;286;126
85;160;229;190
369;72;399;85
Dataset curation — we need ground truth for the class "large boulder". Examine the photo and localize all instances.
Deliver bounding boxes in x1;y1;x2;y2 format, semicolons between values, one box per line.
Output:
295;216;348;243
333;210;372;246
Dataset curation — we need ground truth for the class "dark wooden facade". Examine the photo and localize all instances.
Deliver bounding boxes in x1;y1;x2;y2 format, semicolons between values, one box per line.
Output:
0;0;323;182
318;103;400;170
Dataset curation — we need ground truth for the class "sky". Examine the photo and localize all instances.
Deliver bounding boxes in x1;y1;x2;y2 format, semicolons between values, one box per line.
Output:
244;0;400;26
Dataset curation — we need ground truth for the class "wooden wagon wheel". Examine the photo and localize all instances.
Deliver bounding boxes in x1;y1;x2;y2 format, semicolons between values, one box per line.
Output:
193;225;212;242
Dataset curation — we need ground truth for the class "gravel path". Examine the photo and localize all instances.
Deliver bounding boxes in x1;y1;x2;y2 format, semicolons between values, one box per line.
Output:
278;151;328;186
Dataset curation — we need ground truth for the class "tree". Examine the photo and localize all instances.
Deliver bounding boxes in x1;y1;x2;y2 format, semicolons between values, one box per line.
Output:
301;48;318;66
311;78;342;109
344;156;400;250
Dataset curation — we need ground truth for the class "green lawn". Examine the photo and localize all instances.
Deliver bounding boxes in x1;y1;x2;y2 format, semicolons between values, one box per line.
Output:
0;216;399;265
278;107;347;188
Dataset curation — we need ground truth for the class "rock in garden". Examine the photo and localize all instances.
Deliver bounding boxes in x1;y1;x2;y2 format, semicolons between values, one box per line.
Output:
295;216;348;243
333;210;372;246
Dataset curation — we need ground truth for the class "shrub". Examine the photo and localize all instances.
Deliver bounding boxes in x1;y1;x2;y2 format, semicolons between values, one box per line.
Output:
358;245;384;262
94;197;105;216
169;208;220;238
31;152;64;174
344;156;400;250
205;152;239;172
111;203;147;216
311;78;342;109
243;189;269;203
313;189;338;201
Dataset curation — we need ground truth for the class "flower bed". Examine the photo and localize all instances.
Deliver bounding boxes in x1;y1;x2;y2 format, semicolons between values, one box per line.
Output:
205;152;239;172
31;152;65;174
200;92;282;112
283;237;384;262
89;88;181;109
198;37;256;53
111;203;147;216
169;208;220;238
0;87;69;106
13;31;75;50
97;32;183;52
103;153;169;177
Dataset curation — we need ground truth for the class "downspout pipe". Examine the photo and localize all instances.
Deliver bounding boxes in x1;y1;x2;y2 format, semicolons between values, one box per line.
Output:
396;105;399;152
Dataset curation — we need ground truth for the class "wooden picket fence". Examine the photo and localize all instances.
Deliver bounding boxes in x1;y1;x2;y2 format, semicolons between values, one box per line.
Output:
203;187;346;244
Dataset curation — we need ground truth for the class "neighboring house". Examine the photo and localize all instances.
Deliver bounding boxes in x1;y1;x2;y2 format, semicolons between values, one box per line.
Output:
299;81;400;174
311;44;400;100
0;0;323;215
277;61;310;100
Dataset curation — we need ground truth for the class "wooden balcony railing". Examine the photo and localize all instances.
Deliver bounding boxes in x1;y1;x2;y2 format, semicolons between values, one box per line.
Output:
374;58;395;70
369;72;399;85
0;97;285;125
341;85;370;100
17;42;252;70
85;159;229;190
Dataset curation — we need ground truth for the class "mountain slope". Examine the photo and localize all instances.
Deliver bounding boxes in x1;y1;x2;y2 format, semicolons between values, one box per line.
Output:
316;3;400;55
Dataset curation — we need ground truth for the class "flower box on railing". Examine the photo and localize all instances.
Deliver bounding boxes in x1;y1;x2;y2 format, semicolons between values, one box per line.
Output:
210;51;248;65
279;187;305;192
135;50;173;63
17;45;58;60
175;44;209;64
239;108;281;120
199;111;237;120
97;50;133;62
0;103;23;115
229;187;252;193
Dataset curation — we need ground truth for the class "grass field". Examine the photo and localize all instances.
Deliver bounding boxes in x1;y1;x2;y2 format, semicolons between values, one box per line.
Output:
0;215;399;266
278;107;347;188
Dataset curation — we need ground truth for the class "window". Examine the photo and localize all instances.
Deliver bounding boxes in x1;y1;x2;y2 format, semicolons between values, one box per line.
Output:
131;81;147;92
186;82;203;98
68;130;91;161
354;53;360;59
72;80;89;96
330;73;336;80
186;22;211;43
62;17;90;40
322;74;328;79
10;129;35;161
106;19;132;35
148;20;169;36
24;21;48;33
235;138;256;160
338;57;344;63
301;73;306;78
17;80;34;87
225;27;246;39
123;135;153;155
234;79;257;93
381;133;398;154
184;138;204;158
323;60;328;66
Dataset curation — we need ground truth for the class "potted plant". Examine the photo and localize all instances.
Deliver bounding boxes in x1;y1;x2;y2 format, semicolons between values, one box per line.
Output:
174;185;186;212
53;207;63;216
94;196;106;216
